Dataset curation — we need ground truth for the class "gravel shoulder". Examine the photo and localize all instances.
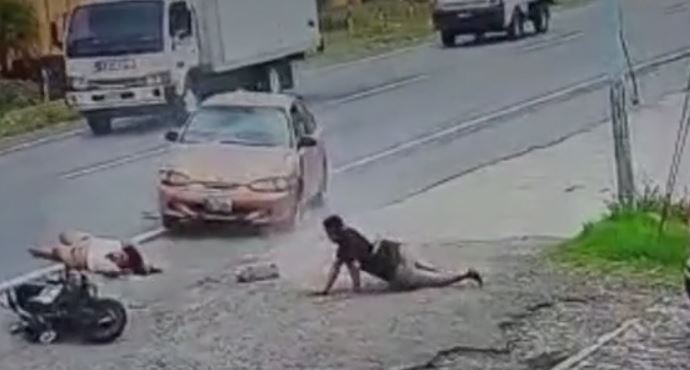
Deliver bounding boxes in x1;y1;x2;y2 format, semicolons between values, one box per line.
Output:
1;233;683;370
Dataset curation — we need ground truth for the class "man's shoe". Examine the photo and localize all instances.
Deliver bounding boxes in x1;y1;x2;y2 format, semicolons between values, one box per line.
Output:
467;269;483;287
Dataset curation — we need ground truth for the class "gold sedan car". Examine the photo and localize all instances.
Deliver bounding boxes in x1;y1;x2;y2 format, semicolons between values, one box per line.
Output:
158;91;328;230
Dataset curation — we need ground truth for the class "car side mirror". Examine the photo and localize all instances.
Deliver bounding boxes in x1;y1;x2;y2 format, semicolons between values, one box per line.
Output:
165;131;179;142
298;136;317;148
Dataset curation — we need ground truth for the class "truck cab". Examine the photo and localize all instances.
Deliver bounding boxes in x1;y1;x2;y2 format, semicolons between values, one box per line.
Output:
432;0;551;47
62;0;198;134
61;0;320;135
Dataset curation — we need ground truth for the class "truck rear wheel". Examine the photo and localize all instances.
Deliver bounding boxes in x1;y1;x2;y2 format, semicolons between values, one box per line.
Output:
507;9;525;40
532;3;550;34
441;31;456;47
86;115;112;136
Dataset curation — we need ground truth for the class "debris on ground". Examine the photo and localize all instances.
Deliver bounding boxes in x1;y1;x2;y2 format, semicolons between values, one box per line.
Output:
235;262;280;283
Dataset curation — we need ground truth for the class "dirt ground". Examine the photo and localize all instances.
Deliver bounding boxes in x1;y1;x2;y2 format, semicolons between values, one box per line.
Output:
0;233;685;370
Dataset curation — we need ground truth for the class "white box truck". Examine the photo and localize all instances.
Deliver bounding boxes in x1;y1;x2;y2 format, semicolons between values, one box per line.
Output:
57;0;320;134
432;0;551;47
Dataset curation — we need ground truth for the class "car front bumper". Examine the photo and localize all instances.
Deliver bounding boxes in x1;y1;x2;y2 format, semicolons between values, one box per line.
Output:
432;6;504;33
65;85;174;114
158;184;296;225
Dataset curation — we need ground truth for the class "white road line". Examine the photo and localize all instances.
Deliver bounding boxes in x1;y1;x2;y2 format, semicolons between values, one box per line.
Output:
332;74;606;174
326;74;429;107
332;45;690;174
520;31;584;53
300;42;434;76
61;146;167;180
0;128;84;157
131;227;166;244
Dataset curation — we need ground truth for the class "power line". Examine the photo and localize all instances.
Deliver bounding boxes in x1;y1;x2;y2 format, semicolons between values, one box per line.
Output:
659;64;690;232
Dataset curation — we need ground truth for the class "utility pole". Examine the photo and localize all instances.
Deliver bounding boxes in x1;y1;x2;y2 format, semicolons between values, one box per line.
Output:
606;0;636;205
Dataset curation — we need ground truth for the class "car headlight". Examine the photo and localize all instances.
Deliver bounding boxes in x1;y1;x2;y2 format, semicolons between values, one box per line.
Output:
249;177;292;193
146;72;171;86
68;76;89;90
160;169;191;186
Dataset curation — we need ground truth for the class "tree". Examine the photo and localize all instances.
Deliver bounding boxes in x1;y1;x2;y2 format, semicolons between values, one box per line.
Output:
0;0;38;77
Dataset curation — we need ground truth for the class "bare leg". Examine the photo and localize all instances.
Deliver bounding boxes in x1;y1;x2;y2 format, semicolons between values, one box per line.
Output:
392;265;482;290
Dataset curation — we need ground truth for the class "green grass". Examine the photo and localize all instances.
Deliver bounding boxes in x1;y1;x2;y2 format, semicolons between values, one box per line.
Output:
552;211;689;284
0;100;80;138
310;0;433;66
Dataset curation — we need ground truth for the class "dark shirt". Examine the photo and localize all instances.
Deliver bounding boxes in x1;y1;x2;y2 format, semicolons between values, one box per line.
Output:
334;228;397;281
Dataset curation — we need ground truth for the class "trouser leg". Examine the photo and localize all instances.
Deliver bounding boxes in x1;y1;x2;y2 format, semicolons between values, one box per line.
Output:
391;264;470;290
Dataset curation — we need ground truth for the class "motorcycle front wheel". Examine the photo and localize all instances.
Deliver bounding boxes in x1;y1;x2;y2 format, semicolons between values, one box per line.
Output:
84;298;127;344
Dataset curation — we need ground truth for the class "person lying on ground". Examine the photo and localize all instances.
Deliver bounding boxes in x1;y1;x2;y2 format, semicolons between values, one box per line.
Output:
29;231;162;278
316;215;483;295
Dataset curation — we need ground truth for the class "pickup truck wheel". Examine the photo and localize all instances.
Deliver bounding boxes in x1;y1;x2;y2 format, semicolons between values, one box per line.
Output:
507;10;525;40
441;31;456;47
268;66;282;93
533;4;550;33
86;116;112;136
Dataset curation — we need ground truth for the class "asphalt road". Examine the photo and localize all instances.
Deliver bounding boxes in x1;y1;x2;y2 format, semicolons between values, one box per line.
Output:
1;0;690;281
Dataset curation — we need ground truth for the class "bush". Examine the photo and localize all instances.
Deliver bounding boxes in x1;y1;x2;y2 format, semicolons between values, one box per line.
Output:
0;79;40;114
0;100;79;137
606;185;690;222
554;185;690;282
319;0;430;36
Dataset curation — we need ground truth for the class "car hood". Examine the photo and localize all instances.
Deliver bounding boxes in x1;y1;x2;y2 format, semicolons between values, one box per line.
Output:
163;144;297;184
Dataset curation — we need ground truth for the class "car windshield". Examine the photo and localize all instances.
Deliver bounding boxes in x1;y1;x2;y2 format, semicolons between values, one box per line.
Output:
181;106;291;147
66;1;163;58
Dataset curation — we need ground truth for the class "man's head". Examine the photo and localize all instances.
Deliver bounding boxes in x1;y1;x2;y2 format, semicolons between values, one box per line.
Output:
323;215;345;243
108;244;147;275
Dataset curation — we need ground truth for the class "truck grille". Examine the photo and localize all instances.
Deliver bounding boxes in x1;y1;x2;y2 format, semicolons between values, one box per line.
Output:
89;77;147;88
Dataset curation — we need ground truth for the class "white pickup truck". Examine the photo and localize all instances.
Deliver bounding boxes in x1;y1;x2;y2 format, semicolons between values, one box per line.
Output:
432;0;551;47
57;0;320;135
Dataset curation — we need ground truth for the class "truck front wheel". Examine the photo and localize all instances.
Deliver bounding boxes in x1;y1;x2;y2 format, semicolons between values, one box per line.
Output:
441;31;456;47
532;3;550;34
86;115;112;136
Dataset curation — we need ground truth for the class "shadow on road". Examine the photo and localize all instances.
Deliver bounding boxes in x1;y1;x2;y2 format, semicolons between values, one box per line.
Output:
84;115;177;139
448;31;541;49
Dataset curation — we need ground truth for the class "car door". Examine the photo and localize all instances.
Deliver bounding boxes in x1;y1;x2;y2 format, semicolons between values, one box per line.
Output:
169;1;199;85
290;103;319;200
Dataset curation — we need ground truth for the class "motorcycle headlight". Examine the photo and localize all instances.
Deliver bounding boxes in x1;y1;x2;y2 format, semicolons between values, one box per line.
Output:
249;177;291;193
146;72;171;86
68;76;89;90
160;169;191;186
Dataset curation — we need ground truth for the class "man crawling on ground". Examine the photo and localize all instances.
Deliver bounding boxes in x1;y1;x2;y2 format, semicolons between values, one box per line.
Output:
29;231;162;278
317;215;483;295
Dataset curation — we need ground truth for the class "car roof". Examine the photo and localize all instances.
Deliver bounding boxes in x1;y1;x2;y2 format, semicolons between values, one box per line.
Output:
201;91;297;111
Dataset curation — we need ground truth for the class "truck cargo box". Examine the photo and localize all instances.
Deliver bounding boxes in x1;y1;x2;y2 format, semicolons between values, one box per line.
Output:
197;0;320;73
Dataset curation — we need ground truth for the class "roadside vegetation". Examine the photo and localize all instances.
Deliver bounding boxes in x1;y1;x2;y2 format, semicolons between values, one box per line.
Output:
552;186;690;285
0;1;79;139
313;0;432;66
312;0;593;66
0;80;78;139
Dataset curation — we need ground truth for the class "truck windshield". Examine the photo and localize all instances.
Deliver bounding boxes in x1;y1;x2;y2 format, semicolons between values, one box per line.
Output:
66;1;164;58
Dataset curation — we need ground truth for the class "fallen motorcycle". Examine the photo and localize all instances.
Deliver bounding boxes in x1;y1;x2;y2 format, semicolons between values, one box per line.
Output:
5;270;127;344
